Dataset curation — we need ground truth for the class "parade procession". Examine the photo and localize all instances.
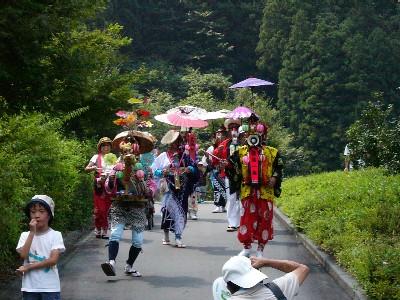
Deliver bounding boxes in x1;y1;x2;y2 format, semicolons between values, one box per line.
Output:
84;76;284;278
5;2;400;299
76;74;309;300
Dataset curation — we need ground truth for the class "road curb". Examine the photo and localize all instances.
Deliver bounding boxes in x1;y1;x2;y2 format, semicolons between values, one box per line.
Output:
274;206;368;300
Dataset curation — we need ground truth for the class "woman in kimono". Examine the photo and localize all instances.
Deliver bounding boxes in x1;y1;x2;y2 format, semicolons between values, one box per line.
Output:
151;130;199;248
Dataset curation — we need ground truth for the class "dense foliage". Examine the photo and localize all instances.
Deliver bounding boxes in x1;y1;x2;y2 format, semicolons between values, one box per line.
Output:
0;0;147;138
257;1;400;173
0;112;93;279
276;169;400;299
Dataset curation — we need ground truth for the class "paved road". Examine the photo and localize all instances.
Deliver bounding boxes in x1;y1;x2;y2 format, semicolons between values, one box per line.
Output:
4;203;353;300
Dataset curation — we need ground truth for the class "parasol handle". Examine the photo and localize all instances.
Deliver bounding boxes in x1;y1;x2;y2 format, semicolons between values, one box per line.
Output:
200;149;222;161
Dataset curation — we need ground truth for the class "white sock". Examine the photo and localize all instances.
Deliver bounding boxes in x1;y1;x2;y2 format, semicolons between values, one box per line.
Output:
239;248;251;257
109;260;116;267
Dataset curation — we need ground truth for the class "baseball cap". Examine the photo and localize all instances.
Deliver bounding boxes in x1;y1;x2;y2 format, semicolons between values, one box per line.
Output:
24;195;55;221
222;256;267;288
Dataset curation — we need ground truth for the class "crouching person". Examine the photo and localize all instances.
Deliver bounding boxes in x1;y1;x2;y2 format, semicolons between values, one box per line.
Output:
213;256;309;300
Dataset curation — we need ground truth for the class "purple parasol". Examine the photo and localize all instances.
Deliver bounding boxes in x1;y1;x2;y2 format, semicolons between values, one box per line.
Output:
224;105;258;119
229;77;275;89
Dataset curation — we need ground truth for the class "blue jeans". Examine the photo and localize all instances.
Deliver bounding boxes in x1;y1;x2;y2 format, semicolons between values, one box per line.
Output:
109;223;144;248
23;292;61;300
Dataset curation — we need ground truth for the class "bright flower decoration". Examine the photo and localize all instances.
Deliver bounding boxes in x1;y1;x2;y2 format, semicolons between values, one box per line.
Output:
113;98;152;130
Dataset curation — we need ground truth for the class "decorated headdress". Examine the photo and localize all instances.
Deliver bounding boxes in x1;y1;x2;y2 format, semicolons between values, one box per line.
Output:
241;113;268;147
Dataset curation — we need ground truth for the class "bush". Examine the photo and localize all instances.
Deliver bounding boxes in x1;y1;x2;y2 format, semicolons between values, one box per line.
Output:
276;168;400;299
0;112;93;277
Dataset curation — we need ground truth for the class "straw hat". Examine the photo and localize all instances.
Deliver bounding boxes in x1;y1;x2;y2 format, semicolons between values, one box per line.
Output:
224;118;240;129
97;137;112;152
161;130;181;145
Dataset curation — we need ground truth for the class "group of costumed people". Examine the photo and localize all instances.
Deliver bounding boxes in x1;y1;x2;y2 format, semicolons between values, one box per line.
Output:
85;107;283;277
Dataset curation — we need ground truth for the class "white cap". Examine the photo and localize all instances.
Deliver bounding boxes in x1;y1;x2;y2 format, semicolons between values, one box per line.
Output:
222;256;267;288
25;195;55;219
238;126;244;134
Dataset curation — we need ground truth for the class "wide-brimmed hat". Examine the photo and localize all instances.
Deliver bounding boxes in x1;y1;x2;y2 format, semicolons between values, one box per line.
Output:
224;118;240;129
222;256;267;288
97;137;113;152
161;130;181;145
24;195;55;223
112;131;154;154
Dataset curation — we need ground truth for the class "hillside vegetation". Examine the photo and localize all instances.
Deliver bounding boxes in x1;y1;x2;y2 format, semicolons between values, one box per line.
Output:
276;168;400;299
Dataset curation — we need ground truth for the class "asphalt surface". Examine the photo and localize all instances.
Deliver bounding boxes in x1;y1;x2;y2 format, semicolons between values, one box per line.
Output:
2;202;364;300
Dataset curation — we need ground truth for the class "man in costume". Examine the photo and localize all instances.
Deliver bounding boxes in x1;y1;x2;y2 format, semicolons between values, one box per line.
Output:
101;133;157;277
151;130;199;248
212;119;242;231
226;114;283;258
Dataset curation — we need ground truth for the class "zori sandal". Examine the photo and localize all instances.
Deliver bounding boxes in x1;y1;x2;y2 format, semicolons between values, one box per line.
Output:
174;239;186;248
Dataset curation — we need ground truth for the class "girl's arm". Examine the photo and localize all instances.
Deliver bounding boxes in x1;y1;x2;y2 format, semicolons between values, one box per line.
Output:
16;249;60;275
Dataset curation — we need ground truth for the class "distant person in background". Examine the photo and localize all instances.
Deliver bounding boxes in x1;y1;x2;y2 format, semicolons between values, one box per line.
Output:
210;125;229;213
214;118;242;232
213;256;309;300
343;144;352;171
201;133;216;194
343;144;365;171
195;161;208;204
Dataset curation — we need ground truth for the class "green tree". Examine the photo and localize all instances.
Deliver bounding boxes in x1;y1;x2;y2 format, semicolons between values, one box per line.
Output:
0;0;107;113
346;100;400;174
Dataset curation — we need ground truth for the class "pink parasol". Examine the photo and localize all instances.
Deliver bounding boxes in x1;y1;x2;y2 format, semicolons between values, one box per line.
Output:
154;113;173;125
155;112;209;128
167;113;208;128
224;105;258;119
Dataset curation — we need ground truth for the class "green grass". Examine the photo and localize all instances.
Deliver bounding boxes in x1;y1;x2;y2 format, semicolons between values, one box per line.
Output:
276;168;400;299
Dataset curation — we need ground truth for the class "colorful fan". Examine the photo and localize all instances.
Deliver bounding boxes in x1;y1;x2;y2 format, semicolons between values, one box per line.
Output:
140;153;155;167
